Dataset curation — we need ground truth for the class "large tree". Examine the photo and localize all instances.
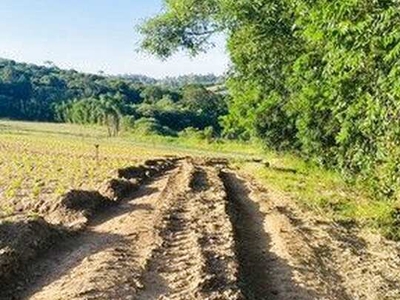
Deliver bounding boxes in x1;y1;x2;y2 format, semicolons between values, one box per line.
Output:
140;0;400;196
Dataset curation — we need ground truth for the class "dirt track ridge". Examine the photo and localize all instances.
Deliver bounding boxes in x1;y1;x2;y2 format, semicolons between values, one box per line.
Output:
136;161;241;300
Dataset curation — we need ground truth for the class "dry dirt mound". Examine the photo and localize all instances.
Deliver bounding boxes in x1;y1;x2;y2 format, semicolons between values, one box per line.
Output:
118;158;178;181
99;178;139;202
0;217;66;295
43;158;178;229
46;190;112;230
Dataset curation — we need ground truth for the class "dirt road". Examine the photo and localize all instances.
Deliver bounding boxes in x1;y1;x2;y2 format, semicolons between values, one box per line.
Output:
1;158;400;299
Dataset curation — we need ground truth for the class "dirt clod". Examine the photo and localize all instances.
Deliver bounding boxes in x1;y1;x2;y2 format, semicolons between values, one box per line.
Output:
0;216;65;296
99;178;139;202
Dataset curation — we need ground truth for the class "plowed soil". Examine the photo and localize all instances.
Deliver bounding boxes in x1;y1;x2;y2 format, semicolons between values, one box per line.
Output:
1;158;400;300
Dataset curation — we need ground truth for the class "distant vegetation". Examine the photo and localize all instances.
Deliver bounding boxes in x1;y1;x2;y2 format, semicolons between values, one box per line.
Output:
140;0;400;203
118;73;224;88
0;58;226;137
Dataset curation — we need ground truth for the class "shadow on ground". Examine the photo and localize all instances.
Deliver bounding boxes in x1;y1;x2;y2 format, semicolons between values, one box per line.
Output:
221;171;318;300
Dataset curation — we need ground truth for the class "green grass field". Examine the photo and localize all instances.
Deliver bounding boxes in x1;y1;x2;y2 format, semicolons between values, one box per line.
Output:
0;120;397;239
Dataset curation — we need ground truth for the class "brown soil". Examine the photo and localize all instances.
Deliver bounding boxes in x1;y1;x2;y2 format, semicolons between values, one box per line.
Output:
41;158;178;230
222;171;400;300
0;158;399;300
221;171;316;300
0;217;66;295
135;162;241;300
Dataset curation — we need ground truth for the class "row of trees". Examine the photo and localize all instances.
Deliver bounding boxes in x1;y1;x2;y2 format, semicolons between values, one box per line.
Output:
139;0;400;197
55;85;226;136
55;95;122;136
0;59;227;137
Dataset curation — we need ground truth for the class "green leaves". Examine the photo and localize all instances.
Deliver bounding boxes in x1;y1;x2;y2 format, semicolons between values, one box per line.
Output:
140;0;400;198
139;0;223;58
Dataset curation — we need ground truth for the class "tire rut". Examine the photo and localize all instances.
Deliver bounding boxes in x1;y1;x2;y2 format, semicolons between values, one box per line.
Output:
221;171;316;300
136;162;241;300
196;166;242;300
136;162;204;300
139;198;204;299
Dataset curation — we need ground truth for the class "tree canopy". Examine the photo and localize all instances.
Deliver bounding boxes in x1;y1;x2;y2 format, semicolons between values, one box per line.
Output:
140;0;400;197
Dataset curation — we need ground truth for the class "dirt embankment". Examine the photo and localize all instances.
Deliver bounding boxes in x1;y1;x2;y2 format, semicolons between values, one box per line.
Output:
1;157;400;300
43;158;178;230
0;217;65;294
0;158;179;299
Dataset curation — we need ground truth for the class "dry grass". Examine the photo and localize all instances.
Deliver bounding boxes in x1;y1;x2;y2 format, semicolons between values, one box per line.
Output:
0;122;185;217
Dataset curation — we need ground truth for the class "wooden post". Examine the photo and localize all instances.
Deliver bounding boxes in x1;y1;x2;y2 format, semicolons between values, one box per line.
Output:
94;144;100;166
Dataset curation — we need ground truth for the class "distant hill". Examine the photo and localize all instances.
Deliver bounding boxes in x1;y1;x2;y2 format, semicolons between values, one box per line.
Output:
117;73;225;88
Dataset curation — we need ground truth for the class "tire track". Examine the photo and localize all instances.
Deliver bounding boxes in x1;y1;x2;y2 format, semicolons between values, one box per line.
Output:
136;162;242;300
136;162;205;300
196;166;242;300
3;158;399;300
220;171;316;300
138;197;205;299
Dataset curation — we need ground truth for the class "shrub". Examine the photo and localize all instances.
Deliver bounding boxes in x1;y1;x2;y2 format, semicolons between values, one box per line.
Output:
134;117;176;136
121;115;135;132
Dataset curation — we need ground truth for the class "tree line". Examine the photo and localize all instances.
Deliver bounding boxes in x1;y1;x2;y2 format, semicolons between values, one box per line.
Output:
0;58;226;137
139;0;400;198
119;73;224;88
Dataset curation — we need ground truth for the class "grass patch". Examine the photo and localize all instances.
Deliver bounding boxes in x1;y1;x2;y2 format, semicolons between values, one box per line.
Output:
236;152;399;240
0;120;262;158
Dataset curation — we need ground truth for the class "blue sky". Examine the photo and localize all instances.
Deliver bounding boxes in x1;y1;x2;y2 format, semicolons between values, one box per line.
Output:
0;0;229;78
